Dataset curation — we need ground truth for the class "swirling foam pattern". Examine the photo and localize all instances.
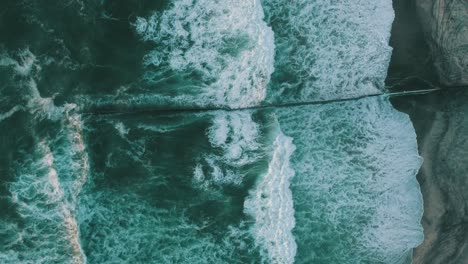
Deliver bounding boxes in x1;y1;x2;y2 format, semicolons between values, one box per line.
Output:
135;0;275;108
0;1;426;263
262;0;395;102
276;97;424;263
245;132;297;264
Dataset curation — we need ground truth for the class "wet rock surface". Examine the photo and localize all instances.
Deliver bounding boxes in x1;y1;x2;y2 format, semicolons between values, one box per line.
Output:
415;0;468;86
387;0;436;89
388;0;468;262
391;89;468;264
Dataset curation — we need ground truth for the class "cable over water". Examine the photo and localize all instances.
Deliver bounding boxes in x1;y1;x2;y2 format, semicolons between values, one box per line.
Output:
80;88;442;116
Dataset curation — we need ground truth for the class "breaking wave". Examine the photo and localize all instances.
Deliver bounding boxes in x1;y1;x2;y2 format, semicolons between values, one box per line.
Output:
0;48;89;264
262;0;394;102
193;111;263;188
4;115;89;264
275;97;423;263
245;132;297;264
0;1;426;263
135;0;275;108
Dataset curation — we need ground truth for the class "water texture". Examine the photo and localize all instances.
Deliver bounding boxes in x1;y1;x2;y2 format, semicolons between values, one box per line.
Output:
0;1;423;263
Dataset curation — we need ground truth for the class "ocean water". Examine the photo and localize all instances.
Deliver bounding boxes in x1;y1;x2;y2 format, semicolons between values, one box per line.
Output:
262;0;395;103
0;1;423;264
276;99;423;263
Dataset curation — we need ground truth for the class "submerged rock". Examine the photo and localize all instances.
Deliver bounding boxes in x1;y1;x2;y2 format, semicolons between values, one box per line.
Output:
415;0;468;86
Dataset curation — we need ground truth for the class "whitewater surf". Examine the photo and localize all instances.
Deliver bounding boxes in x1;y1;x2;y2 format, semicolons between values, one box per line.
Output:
0;1;424;263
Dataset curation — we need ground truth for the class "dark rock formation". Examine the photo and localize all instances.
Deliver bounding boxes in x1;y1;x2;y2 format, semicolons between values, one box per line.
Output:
387;0;436;89
391;89;468;264
388;1;468;262
415;0;468;86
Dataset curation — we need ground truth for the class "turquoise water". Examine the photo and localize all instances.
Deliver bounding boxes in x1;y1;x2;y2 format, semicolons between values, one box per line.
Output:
0;1;423;263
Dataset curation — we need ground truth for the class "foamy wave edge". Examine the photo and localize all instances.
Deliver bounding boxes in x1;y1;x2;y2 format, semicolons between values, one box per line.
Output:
134;0;275;108
245;131;297;264
2;48;89;263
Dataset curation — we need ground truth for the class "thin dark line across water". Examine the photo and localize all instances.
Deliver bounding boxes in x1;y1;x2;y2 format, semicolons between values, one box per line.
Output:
81;88;441;116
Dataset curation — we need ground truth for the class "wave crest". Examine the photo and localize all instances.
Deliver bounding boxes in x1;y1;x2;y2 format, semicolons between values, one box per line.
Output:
135;0;275;108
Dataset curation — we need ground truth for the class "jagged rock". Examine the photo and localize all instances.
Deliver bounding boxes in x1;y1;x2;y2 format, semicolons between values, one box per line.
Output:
415;0;468;86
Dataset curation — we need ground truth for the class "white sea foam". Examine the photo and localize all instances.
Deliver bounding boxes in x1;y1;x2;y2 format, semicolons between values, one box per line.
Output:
1;49;79;120
135;0;275;108
245;132;297;264
8;139;87;264
114;121;130;137
0;48;39;76
262;0;394;101
61;113;90;199
193;111;262;188
74;112;270;262
76;191;259;263
26;79;79;121
275;97;424;263
134;114;203;134
0;105;23;123
206;112;261;164
136;123;182;133
1;47;89;262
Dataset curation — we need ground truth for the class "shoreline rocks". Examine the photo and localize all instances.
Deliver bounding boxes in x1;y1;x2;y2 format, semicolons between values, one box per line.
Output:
388;0;468;263
391;89;468;264
415;0;468;86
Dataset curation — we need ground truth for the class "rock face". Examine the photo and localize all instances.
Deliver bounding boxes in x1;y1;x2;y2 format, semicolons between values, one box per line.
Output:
387;0;435;88
388;1;468;262
415;0;468;86
392;89;468;264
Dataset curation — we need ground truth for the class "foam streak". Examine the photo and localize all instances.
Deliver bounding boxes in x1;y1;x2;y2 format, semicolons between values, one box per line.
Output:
245;132;297;264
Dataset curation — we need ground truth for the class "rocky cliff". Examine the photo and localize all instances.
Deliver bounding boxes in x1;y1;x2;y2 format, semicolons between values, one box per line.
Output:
388;1;468;263
415;0;468;86
387;0;435;88
392;89;468;264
